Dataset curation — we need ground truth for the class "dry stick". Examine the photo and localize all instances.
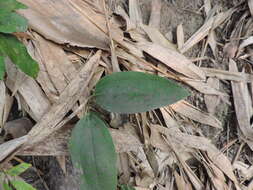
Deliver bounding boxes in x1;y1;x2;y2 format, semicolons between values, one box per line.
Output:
21;51;101;149
102;0;120;72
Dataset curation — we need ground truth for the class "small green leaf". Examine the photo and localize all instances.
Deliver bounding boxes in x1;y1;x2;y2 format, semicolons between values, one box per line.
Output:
10;180;35;190
0;34;39;78
69;112;117;190
0;12;28;33
0;56;5;80
0;0;27;14
6;163;31;177
3;182;12;190
120;184;136;190
94;71;189;113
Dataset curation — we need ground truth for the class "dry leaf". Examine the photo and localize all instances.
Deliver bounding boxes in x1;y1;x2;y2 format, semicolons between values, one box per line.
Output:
169;101;222;128
204;78;220;114
18;0;123;49
138;42;206;80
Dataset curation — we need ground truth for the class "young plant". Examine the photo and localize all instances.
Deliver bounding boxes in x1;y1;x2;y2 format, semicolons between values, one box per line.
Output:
0;0;39;80
1;162;36;190
69;71;189;190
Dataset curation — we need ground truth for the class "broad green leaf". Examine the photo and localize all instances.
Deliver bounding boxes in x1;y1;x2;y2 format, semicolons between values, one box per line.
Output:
3;182;12;190
0;0;27;14
0;12;28;33
69;112;117;190
94;71;189;113
120;184;136;190
0;56;5;80
0;34;39;78
6;163;31;177
10;180;35;190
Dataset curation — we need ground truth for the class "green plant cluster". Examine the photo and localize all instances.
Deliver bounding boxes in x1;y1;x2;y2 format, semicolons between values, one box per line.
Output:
1;162;36;190
69;71;189;190
0;0;39;80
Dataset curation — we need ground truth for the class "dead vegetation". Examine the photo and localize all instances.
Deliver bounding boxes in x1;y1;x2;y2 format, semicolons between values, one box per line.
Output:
1;0;253;189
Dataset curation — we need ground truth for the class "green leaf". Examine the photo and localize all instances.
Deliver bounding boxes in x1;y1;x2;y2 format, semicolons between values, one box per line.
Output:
0;56;5;80
69;112;117;190
0;12;28;33
10;180;35;190
6;163;31;177
120;184;136;190
0;34;39;78
0;0;27;14
94;71;189;113
3;182;12;190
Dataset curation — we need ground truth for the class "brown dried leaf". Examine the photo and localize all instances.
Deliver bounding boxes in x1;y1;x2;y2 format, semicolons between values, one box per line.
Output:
129;0;143;26
248;0;253;17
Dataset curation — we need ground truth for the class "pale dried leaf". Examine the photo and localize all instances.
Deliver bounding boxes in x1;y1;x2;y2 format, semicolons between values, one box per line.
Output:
23;51;101;148
204;78;220;114
248;0;253;17
149;0;162;28
0;136;27;162
141;25;177;50
115;6;135;31
129;0;143;26
169;101;222;128
177;24;184;50
0;81;5;128
229;59;253;147
203;67;253;82
179;9;234;53
5;58;51;121
138;42;206;80
18;0;123;49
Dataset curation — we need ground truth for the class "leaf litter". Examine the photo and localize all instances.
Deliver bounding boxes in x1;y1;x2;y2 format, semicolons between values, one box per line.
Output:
1;0;253;189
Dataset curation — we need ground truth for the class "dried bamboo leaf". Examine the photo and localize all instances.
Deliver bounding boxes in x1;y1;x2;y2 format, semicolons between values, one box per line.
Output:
0;136;27;162
149;0;162;28
177;24;184;50
138;42;206;80
229;59;253;148
33;33;77;99
0;81;5;128
141;25;176;50
202;67;253;82
179;9;234;53
248;0;253;17
204;78;220;114
115;6;135;31
129;0;142;26
5;58;51;121
169;100;222;128
22;51;101;148
18;0;123;49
